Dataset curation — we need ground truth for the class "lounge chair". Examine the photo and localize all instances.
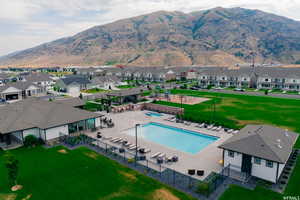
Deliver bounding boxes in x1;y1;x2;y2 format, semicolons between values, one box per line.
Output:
124;142;132;147
227;129;233;133
211;126;217;131
158;153;166;158
102;136;112;140
233;130;239;134
195;123;205;128
216;126;222;131
129;145;139;150
151;152;161;159
184;121;191;125
207;125;213;130
144;148;151;153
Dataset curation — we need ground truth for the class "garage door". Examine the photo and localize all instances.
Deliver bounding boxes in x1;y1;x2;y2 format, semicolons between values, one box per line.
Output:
68;86;80;97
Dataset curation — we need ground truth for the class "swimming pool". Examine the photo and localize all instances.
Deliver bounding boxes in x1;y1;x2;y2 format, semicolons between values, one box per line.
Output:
145;112;163;117
124;122;218;154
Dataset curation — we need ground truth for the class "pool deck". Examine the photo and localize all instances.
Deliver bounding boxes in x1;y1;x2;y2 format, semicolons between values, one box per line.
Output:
86;110;233;180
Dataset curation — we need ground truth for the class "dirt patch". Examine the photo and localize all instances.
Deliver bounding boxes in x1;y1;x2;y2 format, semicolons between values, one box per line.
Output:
58;149;68;154
151;188;180;200
21;194;32;200
156;95;210;105
119;171;137;182
0;194;17;200
100;188;128;200
11;185;23;192
85;152;98;160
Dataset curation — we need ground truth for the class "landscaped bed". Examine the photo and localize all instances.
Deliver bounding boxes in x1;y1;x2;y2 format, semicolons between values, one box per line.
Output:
0;146;196;200
155;89;300;148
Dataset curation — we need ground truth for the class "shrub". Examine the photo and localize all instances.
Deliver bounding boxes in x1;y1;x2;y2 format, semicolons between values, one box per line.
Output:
196;182;210;196
23;135;40;147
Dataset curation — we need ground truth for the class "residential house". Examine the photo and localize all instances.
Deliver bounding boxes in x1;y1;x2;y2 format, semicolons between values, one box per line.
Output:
90;75;122;90
0;98;103;149
56;75;92;95
0;82;44;102
219;125;298;183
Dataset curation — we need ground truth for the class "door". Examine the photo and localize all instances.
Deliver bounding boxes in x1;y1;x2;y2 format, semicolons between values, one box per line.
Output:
241;154;252;174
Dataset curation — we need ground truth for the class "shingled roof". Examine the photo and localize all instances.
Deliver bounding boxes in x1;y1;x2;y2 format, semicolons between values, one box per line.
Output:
0;98;103;134
219;125;298;163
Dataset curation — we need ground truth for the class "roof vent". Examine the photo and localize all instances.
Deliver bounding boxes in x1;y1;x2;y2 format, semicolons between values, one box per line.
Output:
276;139;282;149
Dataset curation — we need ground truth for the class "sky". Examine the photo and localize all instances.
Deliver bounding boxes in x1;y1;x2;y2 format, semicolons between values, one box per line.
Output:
0;0;300;57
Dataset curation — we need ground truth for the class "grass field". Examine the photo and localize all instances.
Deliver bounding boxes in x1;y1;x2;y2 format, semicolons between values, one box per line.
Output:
81;88;108;93
220;156;300;200
117;85;136;89
155;89;300;148
0;146;195;200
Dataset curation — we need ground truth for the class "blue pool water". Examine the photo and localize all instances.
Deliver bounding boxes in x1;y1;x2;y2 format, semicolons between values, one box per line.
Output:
145;112;163;117
125;122;218;154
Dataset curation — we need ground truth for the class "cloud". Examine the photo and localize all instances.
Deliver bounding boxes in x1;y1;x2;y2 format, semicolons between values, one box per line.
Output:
1;0;300;56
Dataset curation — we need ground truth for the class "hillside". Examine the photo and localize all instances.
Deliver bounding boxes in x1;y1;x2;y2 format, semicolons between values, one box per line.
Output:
1;7;300;67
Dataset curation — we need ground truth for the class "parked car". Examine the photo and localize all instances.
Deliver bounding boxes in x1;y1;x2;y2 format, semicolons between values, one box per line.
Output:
190;87;199;90
0;98;6;103
234;88;245;92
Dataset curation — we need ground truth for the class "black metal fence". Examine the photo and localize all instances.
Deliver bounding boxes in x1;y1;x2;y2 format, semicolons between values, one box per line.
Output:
58;134;229;199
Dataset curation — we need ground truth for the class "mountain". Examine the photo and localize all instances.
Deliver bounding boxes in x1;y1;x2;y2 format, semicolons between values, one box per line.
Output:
2;7;300;67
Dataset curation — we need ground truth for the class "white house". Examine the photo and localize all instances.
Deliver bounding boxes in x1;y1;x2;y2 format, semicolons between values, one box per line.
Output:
0;81;44;102
219;125;298;183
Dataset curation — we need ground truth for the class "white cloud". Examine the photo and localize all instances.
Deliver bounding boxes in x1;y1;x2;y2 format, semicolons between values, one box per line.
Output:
1;0;300;56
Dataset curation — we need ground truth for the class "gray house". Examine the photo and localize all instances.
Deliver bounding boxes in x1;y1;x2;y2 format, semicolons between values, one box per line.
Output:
0;98;103;149
219;125;298;183
56;75;91;95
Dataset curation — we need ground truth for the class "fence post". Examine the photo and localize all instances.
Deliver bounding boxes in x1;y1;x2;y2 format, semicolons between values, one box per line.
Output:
105;143;107;153
123;151;126;161
173;170;175;185
160;164;162;178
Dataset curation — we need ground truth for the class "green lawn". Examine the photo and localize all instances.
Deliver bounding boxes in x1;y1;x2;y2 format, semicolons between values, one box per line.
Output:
155;89;300;148
220;156;300;200
117;85;136;89
81;88;108;93
0;146;195;200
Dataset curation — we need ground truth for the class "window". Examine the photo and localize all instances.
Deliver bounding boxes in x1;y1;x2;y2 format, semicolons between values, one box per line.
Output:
228;150;234;158
266;160;273;168
254;157;261;165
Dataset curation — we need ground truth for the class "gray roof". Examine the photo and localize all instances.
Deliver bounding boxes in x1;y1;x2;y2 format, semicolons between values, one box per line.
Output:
219;125;298;163
23;73;53;82
0;81;41;93
61;75;91;85
0;98;103;134
91;75;121;84
53;97;85;107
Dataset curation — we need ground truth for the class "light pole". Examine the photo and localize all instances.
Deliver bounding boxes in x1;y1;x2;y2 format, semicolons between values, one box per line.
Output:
135;124;140;165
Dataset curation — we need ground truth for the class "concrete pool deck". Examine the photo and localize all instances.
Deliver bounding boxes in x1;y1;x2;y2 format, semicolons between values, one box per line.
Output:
86;110;233;180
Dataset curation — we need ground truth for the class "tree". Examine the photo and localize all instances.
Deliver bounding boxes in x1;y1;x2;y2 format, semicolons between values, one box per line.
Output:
79;93;83;99
4;153;19;186
265;90;268;95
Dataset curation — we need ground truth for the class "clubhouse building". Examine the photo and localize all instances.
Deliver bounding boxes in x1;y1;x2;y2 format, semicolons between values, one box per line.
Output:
219;125;298;183
0;98;103;149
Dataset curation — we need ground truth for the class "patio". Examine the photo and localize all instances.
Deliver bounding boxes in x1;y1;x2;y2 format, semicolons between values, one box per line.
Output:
85;110;232;180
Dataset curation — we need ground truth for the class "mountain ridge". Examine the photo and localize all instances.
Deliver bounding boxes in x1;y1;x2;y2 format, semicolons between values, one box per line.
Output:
2;7;300;67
